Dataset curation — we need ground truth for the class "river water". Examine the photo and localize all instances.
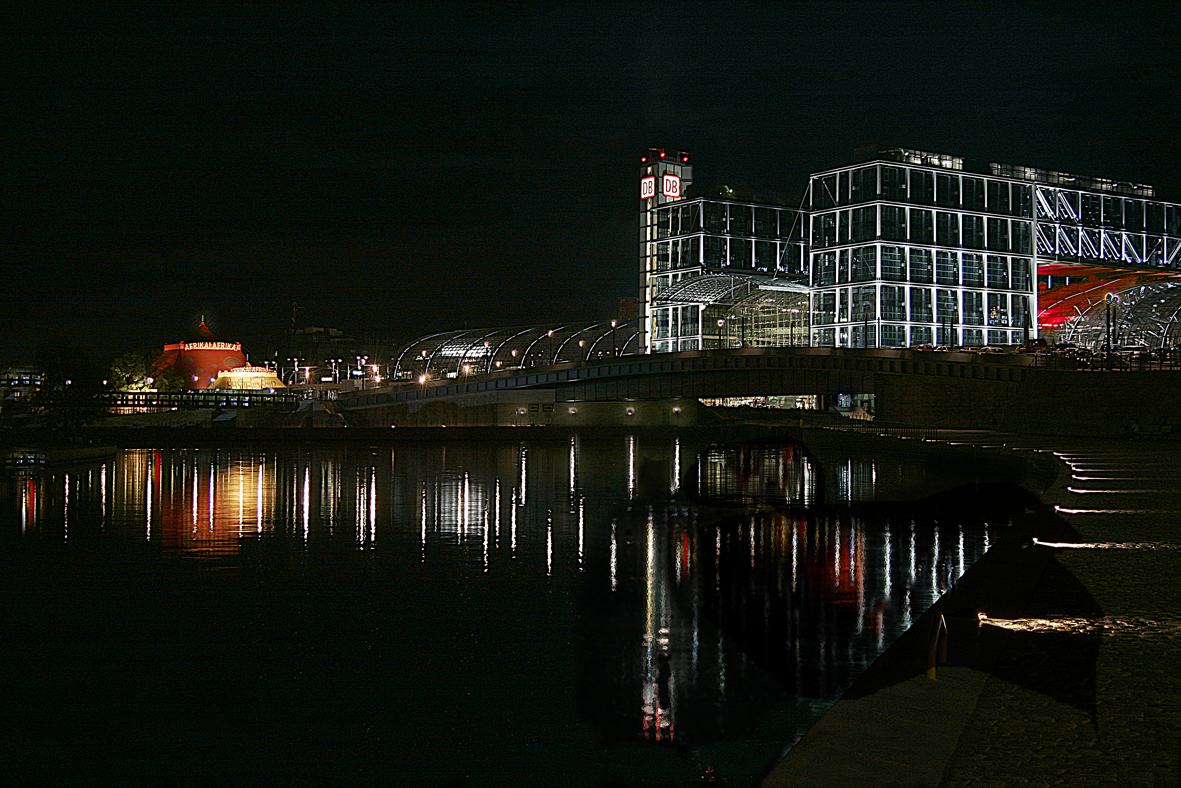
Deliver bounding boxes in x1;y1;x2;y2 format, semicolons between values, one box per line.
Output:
0;434;1024;786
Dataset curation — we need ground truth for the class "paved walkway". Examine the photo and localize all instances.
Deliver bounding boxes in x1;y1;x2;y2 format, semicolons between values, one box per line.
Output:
763;433;1181;788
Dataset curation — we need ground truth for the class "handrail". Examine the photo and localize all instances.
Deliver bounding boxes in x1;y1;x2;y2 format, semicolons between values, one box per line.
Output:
927;612;948;680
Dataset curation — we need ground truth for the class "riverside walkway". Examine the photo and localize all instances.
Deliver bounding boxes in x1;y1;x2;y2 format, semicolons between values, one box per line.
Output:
764;430;1180;787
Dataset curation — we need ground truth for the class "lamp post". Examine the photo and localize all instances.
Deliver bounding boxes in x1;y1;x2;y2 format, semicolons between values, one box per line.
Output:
1105;293;1115;358
610;320;617;357
355;354;368;390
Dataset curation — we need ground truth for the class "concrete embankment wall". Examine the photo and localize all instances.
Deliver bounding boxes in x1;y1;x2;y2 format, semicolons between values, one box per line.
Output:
877;369;1181;436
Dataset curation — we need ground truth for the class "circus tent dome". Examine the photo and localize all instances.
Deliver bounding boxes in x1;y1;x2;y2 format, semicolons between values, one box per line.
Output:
154;319;248;390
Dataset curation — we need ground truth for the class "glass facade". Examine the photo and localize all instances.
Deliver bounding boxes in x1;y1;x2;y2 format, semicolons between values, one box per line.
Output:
642;148;1181;353
642;190;807;351
807;158;1036;348
1033;184;1181;269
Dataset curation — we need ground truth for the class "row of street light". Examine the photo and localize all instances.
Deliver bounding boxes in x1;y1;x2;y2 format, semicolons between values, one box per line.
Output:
271;356;385;388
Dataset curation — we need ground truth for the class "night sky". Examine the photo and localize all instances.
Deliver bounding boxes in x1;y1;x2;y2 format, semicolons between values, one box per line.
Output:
7;3;1181;363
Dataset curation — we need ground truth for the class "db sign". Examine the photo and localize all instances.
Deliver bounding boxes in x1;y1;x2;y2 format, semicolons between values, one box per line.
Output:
640;175;656;199
662;174;681;198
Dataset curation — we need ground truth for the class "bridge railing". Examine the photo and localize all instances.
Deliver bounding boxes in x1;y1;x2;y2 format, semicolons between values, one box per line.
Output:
102;390;303;411
823;421;943;441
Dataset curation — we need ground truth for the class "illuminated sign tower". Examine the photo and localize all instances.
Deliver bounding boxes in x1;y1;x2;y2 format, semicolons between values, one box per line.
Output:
639;148;693;352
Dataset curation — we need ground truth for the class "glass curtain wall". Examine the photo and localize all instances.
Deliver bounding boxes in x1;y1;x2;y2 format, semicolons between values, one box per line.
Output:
1033;185;1181;270
808;159;1036;348
644;195;806;352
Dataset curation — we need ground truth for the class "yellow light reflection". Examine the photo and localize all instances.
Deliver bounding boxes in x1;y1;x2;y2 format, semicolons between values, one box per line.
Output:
610;517;618;591
982;615;1180;635
1054;506;1160;515
1067;487;1154;494
1032;538;1177;551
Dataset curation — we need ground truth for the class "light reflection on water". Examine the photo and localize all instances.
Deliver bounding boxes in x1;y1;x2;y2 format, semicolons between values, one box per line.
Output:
1;437;1009;787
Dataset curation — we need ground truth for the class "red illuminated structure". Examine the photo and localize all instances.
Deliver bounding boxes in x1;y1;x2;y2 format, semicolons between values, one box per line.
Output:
155;319;247;390
1036;263;1181;332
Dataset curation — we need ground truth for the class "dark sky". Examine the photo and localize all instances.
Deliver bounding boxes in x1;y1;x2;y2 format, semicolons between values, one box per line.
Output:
7;2;1181;362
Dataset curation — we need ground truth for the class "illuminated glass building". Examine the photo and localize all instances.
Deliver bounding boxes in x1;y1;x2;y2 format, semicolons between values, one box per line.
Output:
641;147;1181;352
808;149;1036;348
639;149;807;353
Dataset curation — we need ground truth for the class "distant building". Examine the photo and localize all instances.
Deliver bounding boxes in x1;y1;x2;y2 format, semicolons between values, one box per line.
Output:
1;366;41;404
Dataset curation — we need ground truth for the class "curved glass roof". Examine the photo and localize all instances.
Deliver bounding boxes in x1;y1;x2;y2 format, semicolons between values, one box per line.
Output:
1062;281;1181;347
656;273;809;307
392;320;641;380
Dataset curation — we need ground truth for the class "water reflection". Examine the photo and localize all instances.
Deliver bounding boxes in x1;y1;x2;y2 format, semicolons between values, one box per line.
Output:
0;436;1016;786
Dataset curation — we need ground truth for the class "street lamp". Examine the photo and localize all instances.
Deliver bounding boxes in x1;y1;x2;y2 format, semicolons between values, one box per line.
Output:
1104;292;1120;357
610;320;618;357
355;355;369;390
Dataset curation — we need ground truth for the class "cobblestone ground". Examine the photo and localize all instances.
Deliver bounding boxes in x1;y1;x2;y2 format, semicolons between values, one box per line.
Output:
940;438;1181;788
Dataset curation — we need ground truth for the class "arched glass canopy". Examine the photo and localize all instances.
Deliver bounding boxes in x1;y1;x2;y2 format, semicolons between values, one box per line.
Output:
1060;280;1181;348
392;320;641;381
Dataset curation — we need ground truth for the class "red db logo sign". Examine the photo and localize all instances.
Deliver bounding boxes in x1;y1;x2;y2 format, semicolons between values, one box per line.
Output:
640;176;656;199
662;174;681;198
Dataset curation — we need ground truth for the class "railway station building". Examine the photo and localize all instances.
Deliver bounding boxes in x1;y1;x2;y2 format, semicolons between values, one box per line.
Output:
639;147;1181;353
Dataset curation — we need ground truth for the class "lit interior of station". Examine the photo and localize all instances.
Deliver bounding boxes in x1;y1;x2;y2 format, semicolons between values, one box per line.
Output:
652;274;809;350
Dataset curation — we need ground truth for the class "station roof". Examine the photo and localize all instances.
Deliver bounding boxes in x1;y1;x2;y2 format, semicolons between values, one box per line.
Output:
655;274;808;308
391;320;640;381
